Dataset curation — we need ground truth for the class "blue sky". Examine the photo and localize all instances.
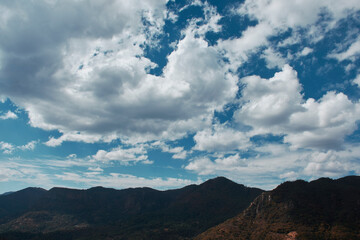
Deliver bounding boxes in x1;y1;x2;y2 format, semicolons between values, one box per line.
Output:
1;0;360;193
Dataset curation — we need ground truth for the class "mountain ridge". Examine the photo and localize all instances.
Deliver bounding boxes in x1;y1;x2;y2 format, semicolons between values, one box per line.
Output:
195;175;360;240
0;176;263;240
2;176;359;239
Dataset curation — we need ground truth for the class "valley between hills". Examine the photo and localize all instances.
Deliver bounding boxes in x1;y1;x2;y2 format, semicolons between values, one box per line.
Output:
0;176;359;240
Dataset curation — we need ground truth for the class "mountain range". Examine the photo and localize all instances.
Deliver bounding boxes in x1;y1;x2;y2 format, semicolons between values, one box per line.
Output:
0;176;359;240
196;176;360;240
0;177;262;240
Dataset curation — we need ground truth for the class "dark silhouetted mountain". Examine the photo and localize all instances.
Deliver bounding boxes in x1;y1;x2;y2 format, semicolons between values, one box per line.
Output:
0;192;14;196
0;177;263;240
195;176;360;240
0;187;47;224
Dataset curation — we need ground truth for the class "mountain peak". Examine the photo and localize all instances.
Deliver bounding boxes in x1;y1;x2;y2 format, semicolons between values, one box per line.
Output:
18;187;47;193
201;176;237;186
196;175;360;240
0;177;263;239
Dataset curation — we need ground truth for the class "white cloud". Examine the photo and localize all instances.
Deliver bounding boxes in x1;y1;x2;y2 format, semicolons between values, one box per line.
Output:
0;156;200;190
152;141;188;159
220;0;360;70
87;166;103;172
42;158;94;168
18;140;38;151
238;0;359;30
185;157;216;175
285;92;360;150
92;145;151;165
235;65;303;134
299;47;313;56
0;0;360;192
0;110;17;120
279;171;299;181
303;151;351;177
235;65;360;150
0;161;52;188
66;154;77;159
184;144;306;189
0;140;38;154
261;47;287;69
329;36;360;62
0;141;14;154
0;0;358;148
218;22;273;69
0;0;238;145
353;74;360;87
166;10;178;23
185;143;360;189
45;132;112;147
172;151;187;160
185;154;247;175
54;172;200;190
0;168;17;182
193;124;250;152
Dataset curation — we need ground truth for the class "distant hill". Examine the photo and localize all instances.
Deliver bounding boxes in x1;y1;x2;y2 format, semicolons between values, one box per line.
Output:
0;192;14;196
0;177;263;240
195;176;360;240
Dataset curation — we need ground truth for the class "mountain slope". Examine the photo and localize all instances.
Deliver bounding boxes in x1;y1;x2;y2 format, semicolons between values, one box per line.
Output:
0;177;263;240
0;187;47;224
195;176;360;240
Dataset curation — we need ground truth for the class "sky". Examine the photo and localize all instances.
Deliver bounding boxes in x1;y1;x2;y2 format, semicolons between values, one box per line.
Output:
0;0;360;193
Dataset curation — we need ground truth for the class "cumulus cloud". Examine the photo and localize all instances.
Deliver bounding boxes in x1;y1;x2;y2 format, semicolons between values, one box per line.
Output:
0;0;359;192
235;65;303;133
193;124;250;152
185;143;360;188
185;154;247;175
235;65;360;150
45;132;112;147
18;140;38;151
0;141;14;154
219;0;360;70
92;145;151;165
261;47;288;69
184;144;307;189
303;151;351;177
185;157;215;175
0;140;38;154
0;0;238;145
218;22;273;69
238;0;359;30
284;92;360;150
0;110;17;120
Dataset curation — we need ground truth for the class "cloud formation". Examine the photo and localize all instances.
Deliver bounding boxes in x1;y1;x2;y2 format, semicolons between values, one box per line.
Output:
193;124;250;152
0;111;17;120
0;0;359;192
235;65;360;150
0;0;237;145
92;145;151;165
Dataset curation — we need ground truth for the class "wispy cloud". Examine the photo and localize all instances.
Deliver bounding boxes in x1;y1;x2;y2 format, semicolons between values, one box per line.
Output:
0;111;17;120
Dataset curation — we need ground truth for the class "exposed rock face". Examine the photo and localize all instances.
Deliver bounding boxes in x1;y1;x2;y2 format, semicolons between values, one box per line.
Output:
196;176;360;240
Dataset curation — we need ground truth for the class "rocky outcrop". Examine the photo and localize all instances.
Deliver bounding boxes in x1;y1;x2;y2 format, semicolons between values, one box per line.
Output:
196;176;360;240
